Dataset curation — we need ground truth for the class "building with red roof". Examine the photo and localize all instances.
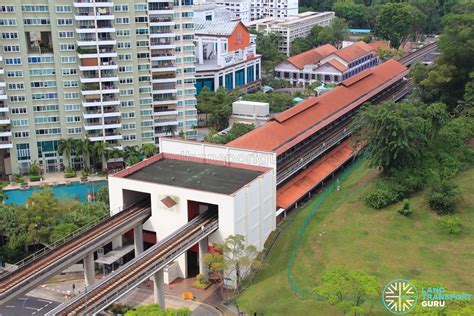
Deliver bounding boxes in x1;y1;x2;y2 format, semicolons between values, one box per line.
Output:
275;41;388;87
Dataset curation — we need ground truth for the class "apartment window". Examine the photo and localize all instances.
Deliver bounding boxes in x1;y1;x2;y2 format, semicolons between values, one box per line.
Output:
138;64;150;71
60;44;75;51
0;19;16;26
183;35;194;41
139;87;151;94
36;128;61;135
122;123;136;130
6;70;23;78
58;31;74;38
114;4;129;12
62;68;77;76
0;5;15;13
64;92;79;100
137;52;149;59
115;17;130;24
5;58;21;65
22;5;48;12
118;54;132;61
182;12;193;18
1;32;18;39
66;116;81;123
14;131;30;138
3;45;20;52
183;56;195;63
24;19;50;25
140;109;152;116
120;100;135;107
139;98;152;105
35;116;60;124
123;135;137;141
61;56;76;64
57;19;72;26
56;5;72;13
10;95;26;102
136;40;149;47
34;104;59;112
63;80;79;88
31;81;57;88
184;67;195;73
30;68;55;76
135;16;148;23
65;104;80;111
116;30;131;37
141;121;153;127
12;119;29;127
183;46;195;52
182;23;193;29
136;28;149;35
28;56;54;64
119;78;133;84
134;4;147;11
138;76;150;82
121;112;135;119
8;83;25;91
120;89;134;96
184;99;196;106
142;132;153;138
11;107;27;115
67;127;82;134
117;42;131;49
119;66;133;73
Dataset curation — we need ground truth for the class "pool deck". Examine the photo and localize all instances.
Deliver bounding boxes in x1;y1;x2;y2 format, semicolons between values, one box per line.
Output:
3;173;107;191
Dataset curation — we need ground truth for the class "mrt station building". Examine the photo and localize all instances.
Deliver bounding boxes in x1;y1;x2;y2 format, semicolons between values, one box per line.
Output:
108;138;276;280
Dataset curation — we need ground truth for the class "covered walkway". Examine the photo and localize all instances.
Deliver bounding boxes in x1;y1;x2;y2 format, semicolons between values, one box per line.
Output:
277;140;355;209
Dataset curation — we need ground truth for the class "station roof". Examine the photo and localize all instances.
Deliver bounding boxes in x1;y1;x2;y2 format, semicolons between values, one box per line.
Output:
287;44;337;69
227;59;408;155
121;155;265;195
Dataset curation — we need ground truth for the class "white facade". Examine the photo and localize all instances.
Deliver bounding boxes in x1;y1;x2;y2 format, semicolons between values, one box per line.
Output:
246;11;335;55
215;0;298;23
229;100;270;127
108;138;276;281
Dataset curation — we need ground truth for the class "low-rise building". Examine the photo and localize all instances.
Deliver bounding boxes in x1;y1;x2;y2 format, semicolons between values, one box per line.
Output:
229;100;271;127
194;21;262;94
275;41;388;86
193;1;237;22
215;0;299;23
246;11;335;55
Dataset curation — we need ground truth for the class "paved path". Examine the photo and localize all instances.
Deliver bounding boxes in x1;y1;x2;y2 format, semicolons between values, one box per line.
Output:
0;296;58;316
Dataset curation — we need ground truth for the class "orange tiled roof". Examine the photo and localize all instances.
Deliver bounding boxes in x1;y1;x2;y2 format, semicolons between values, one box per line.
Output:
287;44;337;69
368;41;390;51
227;59;408;154
276;140;354;209
326;59;348;72
334;41;375;62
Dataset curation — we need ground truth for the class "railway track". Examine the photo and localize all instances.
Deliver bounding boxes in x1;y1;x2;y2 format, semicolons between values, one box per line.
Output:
49;211;218;315
0;199;151;304
398;40;438;66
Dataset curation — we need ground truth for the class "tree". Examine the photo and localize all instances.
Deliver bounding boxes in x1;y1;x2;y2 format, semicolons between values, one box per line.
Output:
314;268;379;316
243;92;294;113
204;123;254;144
58;138;76;168
29;160;42;176
141;143;157;158
74;138;92;170
207;87;233;131
351;101;428;174
165;125;177;136
376;47;404;62
375;3;424;48
49;223;79;243
332;1;369;29
427;180;460;214
255;32;286;73
290;37;312;56
318;18;349;48
125;304;191;316
92;141;107;171
95;186;109;205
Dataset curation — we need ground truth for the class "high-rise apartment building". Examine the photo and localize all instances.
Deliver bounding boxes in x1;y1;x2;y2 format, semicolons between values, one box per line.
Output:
215;0;299;23
0;1;197;175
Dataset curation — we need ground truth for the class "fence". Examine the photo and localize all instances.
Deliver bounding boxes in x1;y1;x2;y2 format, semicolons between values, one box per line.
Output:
287;157;365;300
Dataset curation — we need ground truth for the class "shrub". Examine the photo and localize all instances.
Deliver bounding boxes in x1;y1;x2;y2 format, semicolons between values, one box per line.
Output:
398;199;412;216
64;172;76;179
438;215;463;234
29;175;42;182
364;182;401;209
13;174;24;184
81;170;89;178
427;180;459;214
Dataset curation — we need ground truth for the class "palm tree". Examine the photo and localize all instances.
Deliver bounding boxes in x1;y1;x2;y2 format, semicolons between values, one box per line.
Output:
107;148;123;159
141;143;157;158
92;141;107;171
124;145;140;160
165;125;177;136
58;138;75;168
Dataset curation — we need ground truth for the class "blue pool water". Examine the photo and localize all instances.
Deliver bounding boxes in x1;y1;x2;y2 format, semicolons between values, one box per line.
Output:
5;180;108;205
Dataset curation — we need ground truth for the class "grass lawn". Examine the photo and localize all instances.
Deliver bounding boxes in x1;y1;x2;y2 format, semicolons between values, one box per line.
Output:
238;163;474;315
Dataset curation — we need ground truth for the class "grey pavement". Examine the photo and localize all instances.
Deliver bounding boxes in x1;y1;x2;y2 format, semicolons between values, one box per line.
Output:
0;296;58;316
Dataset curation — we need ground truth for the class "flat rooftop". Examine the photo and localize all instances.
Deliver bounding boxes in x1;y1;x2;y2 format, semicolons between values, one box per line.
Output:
126;158;264;195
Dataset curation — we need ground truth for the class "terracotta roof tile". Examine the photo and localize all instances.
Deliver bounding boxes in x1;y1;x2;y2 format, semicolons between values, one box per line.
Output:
334;41;375;62
368;41;390;51
227;60;408;154
287;44;337;69
326;59;348;72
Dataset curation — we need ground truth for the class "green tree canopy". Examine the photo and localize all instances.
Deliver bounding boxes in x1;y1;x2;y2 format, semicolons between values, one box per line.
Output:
290;37;313;56
205;123;254;144
375;3;423;48
255;32;286;73
332;1;369;29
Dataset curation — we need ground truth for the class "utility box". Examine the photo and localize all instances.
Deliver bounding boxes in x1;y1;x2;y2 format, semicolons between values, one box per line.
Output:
232;100;269;117
163;261;180;285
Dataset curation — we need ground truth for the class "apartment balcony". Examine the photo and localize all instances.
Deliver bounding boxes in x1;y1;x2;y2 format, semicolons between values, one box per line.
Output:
0;68;4;75
151;61;177;73
0;131;12;137
89;134;123;142
77;47;117;59
74;0;113;8
83;107;121;119
154;109;178;117
84;119;121;130
75;9;114;21
149;16;174;27
79;60;118;71
81;83;119;95
82;97;120;107
0;92;6;100
0;82;5;88
80;74;118;84
153;82;177;94
0;117;10;125
154;117;178;127
77;36;116;47
0;141;13;149
0;104;9;112
152;73;176;84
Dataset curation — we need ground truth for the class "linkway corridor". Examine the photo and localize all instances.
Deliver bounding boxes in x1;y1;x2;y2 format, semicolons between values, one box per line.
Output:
0;200;152;305
47;211;219;315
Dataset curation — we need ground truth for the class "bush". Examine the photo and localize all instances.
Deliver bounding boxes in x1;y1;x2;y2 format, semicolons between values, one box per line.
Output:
438;215;463;234
398;199;412;216
192;273;209;289
29;175;42;182
427;180;460;214
365;186;399;209
13;174;24;184
64;172;76;179
81;170;89;178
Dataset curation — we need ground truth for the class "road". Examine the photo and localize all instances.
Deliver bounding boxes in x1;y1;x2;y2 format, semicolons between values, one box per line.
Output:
0;296;58;316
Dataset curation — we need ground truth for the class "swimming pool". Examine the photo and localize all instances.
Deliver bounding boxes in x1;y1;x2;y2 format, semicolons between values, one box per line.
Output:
4;180;108;205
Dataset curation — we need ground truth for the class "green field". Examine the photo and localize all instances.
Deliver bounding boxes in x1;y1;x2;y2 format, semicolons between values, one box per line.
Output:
238;164;474;315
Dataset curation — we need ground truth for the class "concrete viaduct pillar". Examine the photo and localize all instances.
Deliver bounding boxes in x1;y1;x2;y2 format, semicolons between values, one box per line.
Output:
198;236;208;279
153;269;165;308
84;252;95;287
134;224;144;256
